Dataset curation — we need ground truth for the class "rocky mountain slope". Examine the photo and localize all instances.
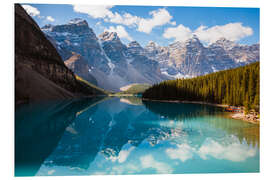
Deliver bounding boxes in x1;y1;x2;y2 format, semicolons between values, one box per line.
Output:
41;19;259;91
42;21;167;91
64;52;97;85
143;35;259;78
15;4;105;104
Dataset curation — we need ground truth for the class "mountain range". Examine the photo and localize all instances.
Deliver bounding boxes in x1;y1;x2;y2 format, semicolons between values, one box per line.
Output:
41;18;259;92
144;36;259;78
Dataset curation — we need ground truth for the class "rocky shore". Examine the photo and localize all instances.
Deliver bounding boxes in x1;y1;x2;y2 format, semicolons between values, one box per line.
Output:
230;112;260;124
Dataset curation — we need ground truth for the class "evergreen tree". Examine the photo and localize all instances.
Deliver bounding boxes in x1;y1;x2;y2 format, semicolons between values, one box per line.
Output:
143;62;259;112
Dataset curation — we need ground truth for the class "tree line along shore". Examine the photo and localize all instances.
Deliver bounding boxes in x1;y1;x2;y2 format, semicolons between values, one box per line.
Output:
142;62;260;123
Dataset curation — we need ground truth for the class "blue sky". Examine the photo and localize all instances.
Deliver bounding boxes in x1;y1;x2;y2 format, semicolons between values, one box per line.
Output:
21;4;259;47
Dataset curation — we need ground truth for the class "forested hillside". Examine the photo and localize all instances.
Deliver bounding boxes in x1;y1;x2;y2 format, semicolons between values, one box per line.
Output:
118;84;151;95
143;62;259;112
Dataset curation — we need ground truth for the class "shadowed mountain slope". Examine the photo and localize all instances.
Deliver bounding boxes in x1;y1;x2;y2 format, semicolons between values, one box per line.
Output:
15;4;105;104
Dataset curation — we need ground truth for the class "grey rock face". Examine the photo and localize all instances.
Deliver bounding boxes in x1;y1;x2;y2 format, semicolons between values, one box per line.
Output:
42;19;111;75
64;52;98;85
42;19;259;91
127;41;145;55
42;22;168;91
144;35;259;78
99;31;128;77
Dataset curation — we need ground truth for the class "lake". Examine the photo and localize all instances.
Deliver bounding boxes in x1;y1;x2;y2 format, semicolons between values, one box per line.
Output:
15;97;259;176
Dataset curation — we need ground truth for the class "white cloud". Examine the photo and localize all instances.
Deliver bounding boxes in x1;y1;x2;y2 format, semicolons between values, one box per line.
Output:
46;16;55;22
106;12;141;27
110;163;139;175
47;170;55;175
105;25;133;41
22;5;40;17
73;5;114;19
166;143;194;162
198;138;257;162
95;21;102;26
100;163;140;175
170;21;176;26
163;24;193;42
194;23;253;44
72;5;174;34
163;23;253;44
137;9;173;34
140;154;172;174
95;21;106;30
106;145;135;163
72;5;139;27
165;137;257;163
93;154;172;175
117;146;135;163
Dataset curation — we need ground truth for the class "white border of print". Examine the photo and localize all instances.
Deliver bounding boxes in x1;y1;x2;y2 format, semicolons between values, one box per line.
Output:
1;0;269;180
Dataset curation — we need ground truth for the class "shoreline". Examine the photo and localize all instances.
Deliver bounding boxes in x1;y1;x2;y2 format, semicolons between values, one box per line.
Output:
142;98;229;107
229;112;260;124
142;98;260;124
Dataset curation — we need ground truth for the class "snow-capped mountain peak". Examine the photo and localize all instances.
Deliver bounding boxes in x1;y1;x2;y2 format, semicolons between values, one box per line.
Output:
211;37;236;50
127;41;144;56
99;31;120;42
168;41;184;50
190;34;200;41
128;41;142;48
42;19;259;92
68;18;88;25
185;35;203;46
145;41;158;49
41;24;53;31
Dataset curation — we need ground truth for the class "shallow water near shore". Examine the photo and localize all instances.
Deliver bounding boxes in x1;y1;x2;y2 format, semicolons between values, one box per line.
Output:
15;97;259;176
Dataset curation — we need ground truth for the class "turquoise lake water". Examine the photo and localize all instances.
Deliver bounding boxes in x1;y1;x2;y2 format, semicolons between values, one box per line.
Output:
15;97;259;176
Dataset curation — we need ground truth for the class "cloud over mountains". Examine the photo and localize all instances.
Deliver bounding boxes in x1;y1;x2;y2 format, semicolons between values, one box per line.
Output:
23;4;257;45
22;4;56;23
72;5;175;34
163;23;253;45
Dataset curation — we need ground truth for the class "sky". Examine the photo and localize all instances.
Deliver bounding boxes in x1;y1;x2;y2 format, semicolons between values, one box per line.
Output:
21;4;259;47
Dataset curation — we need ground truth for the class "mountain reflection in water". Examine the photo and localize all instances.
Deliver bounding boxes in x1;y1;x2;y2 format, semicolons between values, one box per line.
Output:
15;97;259;176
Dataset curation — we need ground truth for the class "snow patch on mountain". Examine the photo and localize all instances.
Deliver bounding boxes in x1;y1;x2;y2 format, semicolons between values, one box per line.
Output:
41;19;259;91
161;71;192;79
68;18;85;24
211;66;218;72
97;39;115;74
